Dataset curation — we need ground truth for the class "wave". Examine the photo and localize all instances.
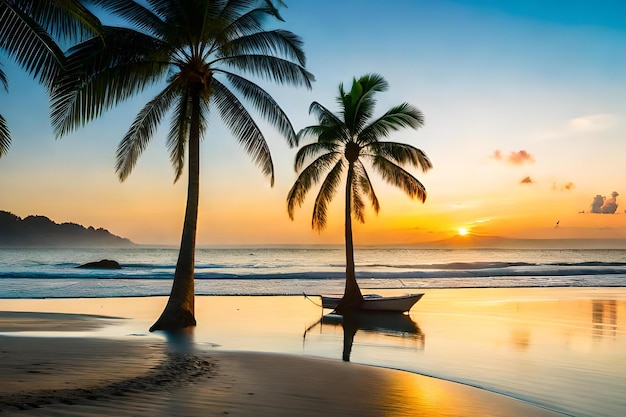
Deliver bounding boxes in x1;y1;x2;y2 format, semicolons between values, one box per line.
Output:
1;261;626;281
361;261;626;270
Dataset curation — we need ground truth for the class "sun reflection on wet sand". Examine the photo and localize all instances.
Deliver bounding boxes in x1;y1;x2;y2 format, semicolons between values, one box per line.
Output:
1;288;625;416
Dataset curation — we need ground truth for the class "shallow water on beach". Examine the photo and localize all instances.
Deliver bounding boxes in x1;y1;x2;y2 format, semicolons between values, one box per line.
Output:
2;288;625;417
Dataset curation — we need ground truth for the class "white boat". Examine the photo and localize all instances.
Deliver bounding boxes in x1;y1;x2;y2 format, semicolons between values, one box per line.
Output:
320;293;424;313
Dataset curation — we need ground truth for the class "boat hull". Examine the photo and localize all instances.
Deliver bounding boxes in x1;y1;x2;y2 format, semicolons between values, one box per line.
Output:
321;293;424;313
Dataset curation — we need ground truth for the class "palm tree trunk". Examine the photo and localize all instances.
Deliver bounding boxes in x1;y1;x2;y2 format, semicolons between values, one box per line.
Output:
150;90;201;332
334;162;363;314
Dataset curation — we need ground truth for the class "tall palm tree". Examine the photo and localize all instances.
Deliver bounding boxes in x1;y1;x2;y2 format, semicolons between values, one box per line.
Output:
51;0;313;331
287;74;432;314
0;0;102;157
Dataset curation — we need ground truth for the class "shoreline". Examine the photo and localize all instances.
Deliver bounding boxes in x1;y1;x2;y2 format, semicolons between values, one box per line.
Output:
1;288;624;416
1;284;625;301
1;334;567;417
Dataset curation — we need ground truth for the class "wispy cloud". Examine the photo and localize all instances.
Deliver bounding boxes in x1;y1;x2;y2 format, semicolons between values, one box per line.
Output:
567;114;616;133
537;113;618;140
552;181;575;191
492;149;535;165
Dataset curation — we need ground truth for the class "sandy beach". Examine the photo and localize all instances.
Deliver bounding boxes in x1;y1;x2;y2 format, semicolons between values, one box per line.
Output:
1;317;562;417
1;288;624;416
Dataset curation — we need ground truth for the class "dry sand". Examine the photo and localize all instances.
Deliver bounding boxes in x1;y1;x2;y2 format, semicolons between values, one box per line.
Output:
0;311;567;417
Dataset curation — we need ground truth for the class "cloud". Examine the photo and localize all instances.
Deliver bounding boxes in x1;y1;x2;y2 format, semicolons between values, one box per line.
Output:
567;114;616;133
508;150;534;165
590;191;619;214
535;113;618;141
520;176;534;185
552;181;575;191
492;149;535;165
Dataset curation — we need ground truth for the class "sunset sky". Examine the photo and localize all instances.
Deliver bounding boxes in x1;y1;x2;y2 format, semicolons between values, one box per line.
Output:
1;0;626;246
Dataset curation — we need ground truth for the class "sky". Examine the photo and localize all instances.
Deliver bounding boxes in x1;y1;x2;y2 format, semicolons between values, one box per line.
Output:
1;0;626;246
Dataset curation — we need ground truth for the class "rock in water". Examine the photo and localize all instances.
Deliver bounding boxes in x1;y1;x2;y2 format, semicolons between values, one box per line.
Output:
77;259;121;269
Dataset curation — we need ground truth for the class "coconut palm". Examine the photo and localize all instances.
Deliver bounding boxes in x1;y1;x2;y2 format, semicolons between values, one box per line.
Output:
51;0;313;331
0;0;102;157
287;74;432;314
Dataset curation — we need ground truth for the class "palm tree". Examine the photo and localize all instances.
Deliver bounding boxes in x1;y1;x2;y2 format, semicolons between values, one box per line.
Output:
287;74;432;314
0;0;102;157
51;0;313;331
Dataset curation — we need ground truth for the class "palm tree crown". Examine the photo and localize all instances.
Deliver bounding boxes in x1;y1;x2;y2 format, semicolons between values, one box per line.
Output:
287;73;431;313
53;0;313;182
288;73;431;229
0;0;102;158
51;0;313;330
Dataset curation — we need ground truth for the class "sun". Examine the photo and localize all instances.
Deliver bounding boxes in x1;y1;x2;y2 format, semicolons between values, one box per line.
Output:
458;227;469;236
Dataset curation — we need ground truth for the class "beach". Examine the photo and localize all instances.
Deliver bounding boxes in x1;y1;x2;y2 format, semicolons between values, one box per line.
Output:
1;288;624;416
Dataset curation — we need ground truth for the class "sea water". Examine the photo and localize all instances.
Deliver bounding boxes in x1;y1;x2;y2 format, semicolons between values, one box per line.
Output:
0;247;625;298
1;247;625;417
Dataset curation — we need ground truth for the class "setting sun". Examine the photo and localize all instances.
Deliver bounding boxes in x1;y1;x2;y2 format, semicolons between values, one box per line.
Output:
458;227;469;236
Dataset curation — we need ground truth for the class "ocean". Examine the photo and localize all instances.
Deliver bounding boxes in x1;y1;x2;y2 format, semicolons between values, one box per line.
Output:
2;247;625;417
1;247;625;298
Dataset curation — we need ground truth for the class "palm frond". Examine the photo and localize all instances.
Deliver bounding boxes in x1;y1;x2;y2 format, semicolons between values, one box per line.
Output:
220;2;286;40
294;142;340;172
373;155;428;202
343;73;388;134
220;9;269;44
0;2;67;89
224;71;296;146
51;26;171;137
355;160;380;213
311;159;344;231
223;29;306;66
115;82;178;181
220;54;313;89
166;89;191;183
141;0;183;23
218;0;262;26
287;152;341;220
86;0;165;35
263;0;286;21
304;101;348;144
298;125;346;147
308;101;343;127
350;165;366;223
0;114;10;157
27;0;102;41
0;66;8;157
211;78;274;185
368;141;432;172
0;66;7;91
359;103;424;144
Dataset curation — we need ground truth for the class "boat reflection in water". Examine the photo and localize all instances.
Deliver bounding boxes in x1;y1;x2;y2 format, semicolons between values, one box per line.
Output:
304;311;425;361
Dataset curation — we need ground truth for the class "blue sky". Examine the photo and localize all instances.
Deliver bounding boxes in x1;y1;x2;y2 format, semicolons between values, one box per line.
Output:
1;0;625;245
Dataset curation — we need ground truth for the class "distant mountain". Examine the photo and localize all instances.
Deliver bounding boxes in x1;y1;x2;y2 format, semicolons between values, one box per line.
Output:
413;234;626;249
0;211;134;247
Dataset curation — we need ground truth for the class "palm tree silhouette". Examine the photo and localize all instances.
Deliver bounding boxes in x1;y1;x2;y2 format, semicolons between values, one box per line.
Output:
52;0;313;330
287;74;431;313
0;0;101;157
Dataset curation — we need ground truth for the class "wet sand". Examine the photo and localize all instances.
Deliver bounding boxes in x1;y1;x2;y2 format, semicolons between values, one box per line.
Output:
0;298;576;416
3;288;625;415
